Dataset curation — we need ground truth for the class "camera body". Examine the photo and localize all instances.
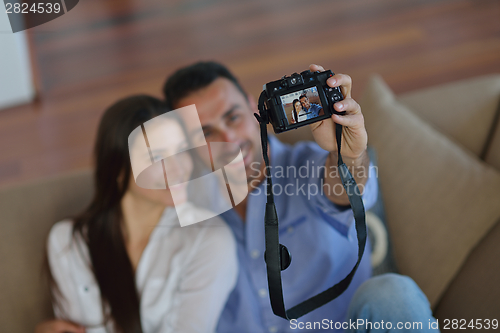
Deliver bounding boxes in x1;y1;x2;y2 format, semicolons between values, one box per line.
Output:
260;70;344;133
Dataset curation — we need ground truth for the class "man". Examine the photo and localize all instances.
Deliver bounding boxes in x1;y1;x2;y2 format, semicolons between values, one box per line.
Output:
300;94;323;120
163;61;438;333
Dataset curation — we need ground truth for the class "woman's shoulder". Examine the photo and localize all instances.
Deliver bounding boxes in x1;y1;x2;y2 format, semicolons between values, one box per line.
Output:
175;212;237;279
199;215;234;241
48;219;72;244
196;218;235;260
174;203;228;228
176;205;235;247
47;220;84;256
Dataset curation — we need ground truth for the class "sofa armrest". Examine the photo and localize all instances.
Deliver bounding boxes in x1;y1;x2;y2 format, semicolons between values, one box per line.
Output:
434;219;500;320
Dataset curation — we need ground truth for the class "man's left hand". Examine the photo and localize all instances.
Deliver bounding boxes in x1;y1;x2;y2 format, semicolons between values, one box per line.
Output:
308;64;367;162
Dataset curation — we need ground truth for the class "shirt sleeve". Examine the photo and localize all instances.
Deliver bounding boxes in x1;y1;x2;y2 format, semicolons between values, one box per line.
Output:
47;222;84;322
160;219;238;333
289;141;378;237
47;221;109;333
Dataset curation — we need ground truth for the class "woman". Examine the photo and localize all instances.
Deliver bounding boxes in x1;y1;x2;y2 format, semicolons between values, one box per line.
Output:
292;99;307;123
36;96;237;333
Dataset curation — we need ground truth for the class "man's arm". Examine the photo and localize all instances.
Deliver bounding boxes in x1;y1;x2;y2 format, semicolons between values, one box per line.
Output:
317;105;325;116
307;64;370;206
324;149;370;206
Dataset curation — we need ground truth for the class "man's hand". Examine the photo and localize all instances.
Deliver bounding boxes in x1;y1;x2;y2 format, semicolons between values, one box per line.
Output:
308;64;370;206
308;64;367;159
35;320;85;333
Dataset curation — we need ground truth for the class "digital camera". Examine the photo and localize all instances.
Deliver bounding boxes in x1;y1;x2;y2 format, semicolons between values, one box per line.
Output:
259;69;344;133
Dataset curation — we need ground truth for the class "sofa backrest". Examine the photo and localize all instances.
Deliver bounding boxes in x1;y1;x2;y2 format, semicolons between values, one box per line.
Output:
397;74;500;157
0;170;93;333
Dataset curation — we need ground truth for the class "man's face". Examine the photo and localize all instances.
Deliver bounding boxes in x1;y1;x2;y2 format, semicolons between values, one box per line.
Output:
173;78;263;183
300;97;310;110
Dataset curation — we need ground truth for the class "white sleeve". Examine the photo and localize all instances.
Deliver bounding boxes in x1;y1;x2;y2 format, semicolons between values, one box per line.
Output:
161;220;238;333
47;221;108;333
47;221;84;321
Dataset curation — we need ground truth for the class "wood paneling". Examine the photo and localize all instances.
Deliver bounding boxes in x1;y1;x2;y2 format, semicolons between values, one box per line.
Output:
0;0;499;188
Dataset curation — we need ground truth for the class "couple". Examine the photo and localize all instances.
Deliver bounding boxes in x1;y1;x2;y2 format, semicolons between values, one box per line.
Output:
38;96;238;333
291;94;323;123
37;62;439;333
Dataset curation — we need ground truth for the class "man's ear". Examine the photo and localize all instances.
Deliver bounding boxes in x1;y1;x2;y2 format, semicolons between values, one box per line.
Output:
247;93;258;112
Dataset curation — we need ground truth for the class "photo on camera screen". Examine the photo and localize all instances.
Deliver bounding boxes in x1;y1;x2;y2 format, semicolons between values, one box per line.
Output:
280;86;324;125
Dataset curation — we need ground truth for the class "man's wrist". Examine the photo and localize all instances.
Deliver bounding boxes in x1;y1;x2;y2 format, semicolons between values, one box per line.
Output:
330;149;368;167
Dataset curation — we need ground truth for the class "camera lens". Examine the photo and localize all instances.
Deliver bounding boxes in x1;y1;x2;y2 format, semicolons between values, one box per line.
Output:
290;78;297;85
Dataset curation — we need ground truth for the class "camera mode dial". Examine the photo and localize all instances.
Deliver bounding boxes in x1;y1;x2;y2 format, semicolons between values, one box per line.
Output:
326;87;344;114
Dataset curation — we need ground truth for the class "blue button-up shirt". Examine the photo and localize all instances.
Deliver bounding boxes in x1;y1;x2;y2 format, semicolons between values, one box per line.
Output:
306;103;323;119
216;136;377;333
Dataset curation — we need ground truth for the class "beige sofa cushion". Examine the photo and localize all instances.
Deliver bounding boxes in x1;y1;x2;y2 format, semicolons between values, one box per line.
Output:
485;116;500;170
0;169;93;333
434;219;500;320
360;75;500;307
397;74;500;156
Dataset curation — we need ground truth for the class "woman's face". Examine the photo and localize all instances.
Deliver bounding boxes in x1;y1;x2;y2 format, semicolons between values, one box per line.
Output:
294;101;302;111
128;118;193;207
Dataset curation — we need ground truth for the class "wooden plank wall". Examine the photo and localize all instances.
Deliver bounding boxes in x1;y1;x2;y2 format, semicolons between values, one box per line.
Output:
0;0;499;188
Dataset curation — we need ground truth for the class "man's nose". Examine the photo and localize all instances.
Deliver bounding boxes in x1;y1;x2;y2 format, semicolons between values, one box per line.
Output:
220;130;237;143
165;157;183;181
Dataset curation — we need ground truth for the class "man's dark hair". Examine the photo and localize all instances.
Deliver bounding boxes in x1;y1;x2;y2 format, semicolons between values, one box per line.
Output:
299;94;308;100
163;61;247;109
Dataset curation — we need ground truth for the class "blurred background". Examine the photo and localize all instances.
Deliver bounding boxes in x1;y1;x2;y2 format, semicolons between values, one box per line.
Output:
0;0;499;188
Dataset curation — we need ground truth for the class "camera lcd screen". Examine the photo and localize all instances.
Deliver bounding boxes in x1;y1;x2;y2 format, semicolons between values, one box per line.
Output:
279;86;324;125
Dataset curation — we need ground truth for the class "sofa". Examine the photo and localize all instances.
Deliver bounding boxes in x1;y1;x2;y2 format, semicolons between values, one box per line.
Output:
1;74;499;332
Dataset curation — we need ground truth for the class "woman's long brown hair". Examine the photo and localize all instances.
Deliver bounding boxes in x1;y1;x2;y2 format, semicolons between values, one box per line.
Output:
48;95;169;333
292;99;301;123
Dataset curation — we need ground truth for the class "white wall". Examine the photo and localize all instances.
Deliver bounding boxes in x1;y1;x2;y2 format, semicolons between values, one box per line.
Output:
0;10;35;110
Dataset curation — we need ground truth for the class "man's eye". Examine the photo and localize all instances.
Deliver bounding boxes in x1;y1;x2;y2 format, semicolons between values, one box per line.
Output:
203;130;213;138
229;114;240;123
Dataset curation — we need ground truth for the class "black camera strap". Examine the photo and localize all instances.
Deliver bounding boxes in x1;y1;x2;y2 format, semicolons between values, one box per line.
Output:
254;91;367;320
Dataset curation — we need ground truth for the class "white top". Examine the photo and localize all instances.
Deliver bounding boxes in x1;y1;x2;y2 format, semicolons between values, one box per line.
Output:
47;204;238;333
